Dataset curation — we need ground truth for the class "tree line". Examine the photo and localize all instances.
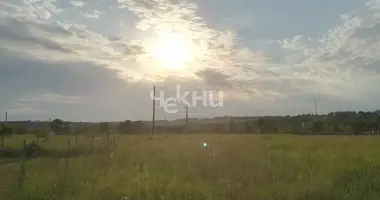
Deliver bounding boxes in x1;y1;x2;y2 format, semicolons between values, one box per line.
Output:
1;111;379;136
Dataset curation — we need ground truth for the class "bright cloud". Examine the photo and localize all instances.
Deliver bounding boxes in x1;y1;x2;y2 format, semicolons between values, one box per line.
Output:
70;1;86;8
81;10;103;19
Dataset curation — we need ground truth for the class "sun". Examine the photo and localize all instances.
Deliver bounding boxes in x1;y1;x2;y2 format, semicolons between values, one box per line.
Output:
148;31;193;70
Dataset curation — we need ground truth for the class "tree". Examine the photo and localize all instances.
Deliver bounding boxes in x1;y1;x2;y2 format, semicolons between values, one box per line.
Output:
333;123;341;132
133;121;149;133
32;127;48;143
0;124;12;149
118;120;132;134
229;118;235;133
14;125;27;134
351;122;367;135
117;120;149;134
375;111;380;134
312;121;324;132
245;120;251;133
258;118;264;131
99;122;109;133
51;119;64;133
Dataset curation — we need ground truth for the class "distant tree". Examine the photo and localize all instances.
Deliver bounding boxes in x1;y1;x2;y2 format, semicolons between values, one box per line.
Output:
133;121;149;133
258;118;265;132
258;117;264;128
99;122;109;133
32;126;49;143
14;125;27;134
312;121;324;132
351;122;367;135
81;125;92;134
118;120;132;134
358;111;366;117
229;118;235;133
0;124;13;136
51;119;64;133
333;123;341;132
328;112;335;117
375;112;380;133
245;120;251;133
291;122;301;133
62;123;72;135
268;119;278;133
0;124;12;149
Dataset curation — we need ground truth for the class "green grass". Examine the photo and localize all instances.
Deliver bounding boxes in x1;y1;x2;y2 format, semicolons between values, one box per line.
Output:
1;134;380;200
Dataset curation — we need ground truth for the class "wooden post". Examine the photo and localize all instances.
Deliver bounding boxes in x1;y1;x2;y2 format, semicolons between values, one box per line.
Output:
1;112;7;149
152;85;156;137
66;137;71;170
91;134;94;152
19;139;26;187
1;135;4;149
107;132;110;147
68;137;71;149
212;147;216;161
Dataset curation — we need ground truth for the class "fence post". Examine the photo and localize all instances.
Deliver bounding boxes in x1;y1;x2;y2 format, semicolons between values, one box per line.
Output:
106;132;110;147
65;137;71;170
91;134;94;152
1;135;4;149
19;139;26;187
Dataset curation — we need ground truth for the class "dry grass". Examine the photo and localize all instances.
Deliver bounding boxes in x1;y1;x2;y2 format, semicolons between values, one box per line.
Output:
1;134;380;200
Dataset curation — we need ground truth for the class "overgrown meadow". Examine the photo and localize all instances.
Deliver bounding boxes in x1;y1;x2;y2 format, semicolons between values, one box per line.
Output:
1;134;380;200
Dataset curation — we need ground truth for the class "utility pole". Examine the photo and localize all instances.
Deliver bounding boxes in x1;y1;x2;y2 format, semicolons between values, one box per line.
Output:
152;85;156;137
185;105;188;127
314;100;318;115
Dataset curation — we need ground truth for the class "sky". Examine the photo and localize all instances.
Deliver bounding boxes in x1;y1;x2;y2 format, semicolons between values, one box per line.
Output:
0;0;379;122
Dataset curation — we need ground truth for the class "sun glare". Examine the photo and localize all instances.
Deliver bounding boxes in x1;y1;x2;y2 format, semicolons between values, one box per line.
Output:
148;31;193;70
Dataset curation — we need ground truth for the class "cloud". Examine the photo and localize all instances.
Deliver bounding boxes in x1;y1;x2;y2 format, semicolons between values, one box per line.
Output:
1;0;380;120
81;10;103;19
17;93;82;104
7;92;81;115
1;0;270;88
70;0;86;8
274;1;380;101
8;104;47;115
116;0;273;89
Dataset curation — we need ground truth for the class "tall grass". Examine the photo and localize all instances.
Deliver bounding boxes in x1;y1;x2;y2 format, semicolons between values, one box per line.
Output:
1;134;380;200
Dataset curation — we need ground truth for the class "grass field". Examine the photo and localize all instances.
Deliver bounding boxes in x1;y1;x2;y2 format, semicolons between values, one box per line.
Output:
1;134;380;200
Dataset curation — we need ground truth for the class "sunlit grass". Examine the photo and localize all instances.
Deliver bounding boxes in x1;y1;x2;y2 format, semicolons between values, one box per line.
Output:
1;134;380;200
